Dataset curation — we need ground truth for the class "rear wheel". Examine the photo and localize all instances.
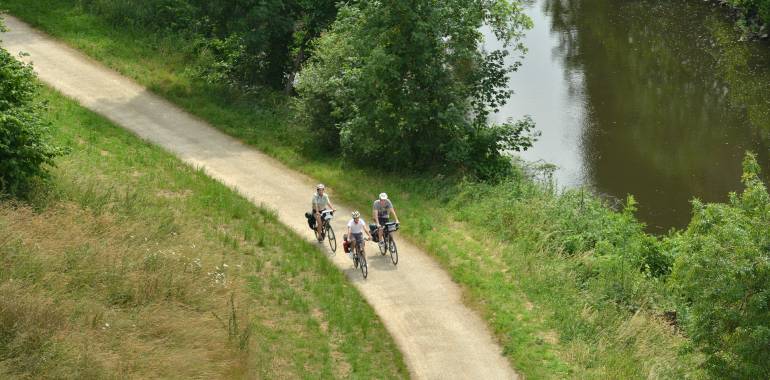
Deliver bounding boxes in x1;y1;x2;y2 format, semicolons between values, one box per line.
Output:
389;236;398;265
314;222;321;241
326;224;336;252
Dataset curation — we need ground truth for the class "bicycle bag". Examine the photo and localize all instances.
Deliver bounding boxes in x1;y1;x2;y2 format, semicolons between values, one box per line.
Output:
369;223;379;242
305;212;315;229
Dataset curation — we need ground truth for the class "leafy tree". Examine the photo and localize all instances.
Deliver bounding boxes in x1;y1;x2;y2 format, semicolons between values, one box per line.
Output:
296;0;536;180
668;152;770;378
0;20;62;196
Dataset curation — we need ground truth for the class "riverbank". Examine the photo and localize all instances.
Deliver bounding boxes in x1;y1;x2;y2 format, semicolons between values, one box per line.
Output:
5;1;768;377
0;82;407;377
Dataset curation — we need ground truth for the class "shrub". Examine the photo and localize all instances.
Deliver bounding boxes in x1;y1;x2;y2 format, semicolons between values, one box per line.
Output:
78;0;339;90
668;152;770;378
0;28;62;197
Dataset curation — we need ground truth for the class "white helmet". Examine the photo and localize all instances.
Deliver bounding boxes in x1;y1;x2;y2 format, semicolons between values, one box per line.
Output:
352;210;361;218
316;183;325;190
379;192;388;200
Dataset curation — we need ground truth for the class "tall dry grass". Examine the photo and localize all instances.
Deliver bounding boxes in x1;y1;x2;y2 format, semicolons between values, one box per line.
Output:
0;201;252;378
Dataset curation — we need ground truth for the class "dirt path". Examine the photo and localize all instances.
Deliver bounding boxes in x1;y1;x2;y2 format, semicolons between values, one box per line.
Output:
1;15;517;379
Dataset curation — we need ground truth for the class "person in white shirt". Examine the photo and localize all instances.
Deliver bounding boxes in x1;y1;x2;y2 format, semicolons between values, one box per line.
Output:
347;210;372;258
311;184;335;242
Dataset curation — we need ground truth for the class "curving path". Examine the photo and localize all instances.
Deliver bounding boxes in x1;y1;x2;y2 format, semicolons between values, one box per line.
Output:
1;15;517;379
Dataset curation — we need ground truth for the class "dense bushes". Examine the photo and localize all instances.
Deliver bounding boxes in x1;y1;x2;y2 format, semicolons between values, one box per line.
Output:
668;153;770;378
0;22;62;196
78;0;338;90
296;1;537;180
720;0;770;37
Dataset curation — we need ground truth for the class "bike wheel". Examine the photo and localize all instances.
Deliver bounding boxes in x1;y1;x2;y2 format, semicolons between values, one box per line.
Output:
360;253;368;279
389;236;398;265
314;224;321;241
326;225;336;252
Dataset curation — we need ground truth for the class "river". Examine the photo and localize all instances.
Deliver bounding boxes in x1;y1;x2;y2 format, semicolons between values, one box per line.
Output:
484;0;770;232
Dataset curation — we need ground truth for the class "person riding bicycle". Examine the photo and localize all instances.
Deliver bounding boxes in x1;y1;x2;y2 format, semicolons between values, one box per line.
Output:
311;184;335;242
347;210;372;259
373;192;399;245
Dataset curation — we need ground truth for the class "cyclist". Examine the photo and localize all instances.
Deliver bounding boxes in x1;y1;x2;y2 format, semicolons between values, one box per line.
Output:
312;184;335;242
347;210;372;259
373;192;399;246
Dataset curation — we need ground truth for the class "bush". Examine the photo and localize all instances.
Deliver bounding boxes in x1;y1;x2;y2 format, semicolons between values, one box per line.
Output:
78;0;197;32
668;152;770;378
78;0;338;90
723;0;770;37
0;28;62;197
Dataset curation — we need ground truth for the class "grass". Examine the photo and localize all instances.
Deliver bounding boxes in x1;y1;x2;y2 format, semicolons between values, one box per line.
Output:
0;85;407;378
3;2;704;378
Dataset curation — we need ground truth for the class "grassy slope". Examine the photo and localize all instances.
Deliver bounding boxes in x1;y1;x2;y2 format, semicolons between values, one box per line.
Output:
0;85;407;378
2;2;700;378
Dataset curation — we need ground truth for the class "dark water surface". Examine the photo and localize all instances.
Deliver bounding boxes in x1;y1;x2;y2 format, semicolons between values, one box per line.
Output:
485;0;770;232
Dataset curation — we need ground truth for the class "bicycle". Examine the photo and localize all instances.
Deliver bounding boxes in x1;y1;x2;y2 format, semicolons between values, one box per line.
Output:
313;209;337;253
349;236;368;279
377;222;399;265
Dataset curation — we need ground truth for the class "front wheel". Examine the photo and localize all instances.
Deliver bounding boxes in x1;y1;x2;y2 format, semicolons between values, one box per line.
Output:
359;252;368;279
389;236;398;265
326;224;336;252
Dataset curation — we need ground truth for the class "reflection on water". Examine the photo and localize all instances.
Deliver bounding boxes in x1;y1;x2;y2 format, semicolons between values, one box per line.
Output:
485;0;770;232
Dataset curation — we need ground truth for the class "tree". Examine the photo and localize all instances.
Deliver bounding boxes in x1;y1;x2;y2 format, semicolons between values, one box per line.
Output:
296;0;536;180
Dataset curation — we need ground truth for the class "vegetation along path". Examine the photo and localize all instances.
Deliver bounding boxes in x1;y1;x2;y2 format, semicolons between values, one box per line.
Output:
0;15;517;379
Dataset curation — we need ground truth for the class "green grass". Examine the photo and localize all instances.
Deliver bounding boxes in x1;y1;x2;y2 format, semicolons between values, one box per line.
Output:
2;2;704;377
0;85;407;378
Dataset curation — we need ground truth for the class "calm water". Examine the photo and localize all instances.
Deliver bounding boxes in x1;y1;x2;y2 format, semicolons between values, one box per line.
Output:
484;0;770;232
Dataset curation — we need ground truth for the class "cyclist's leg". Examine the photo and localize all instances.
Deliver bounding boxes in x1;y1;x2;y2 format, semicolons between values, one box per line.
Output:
378;217;388;242
356;233;365;258
352;233;363;257
315;210;323;239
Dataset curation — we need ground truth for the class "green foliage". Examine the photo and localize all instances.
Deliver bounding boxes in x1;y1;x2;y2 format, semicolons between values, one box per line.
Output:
668;152;770;378
78;0;197;31
296;0;536;180
78;0;338;89
723;0;770;37
0;28;62;197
